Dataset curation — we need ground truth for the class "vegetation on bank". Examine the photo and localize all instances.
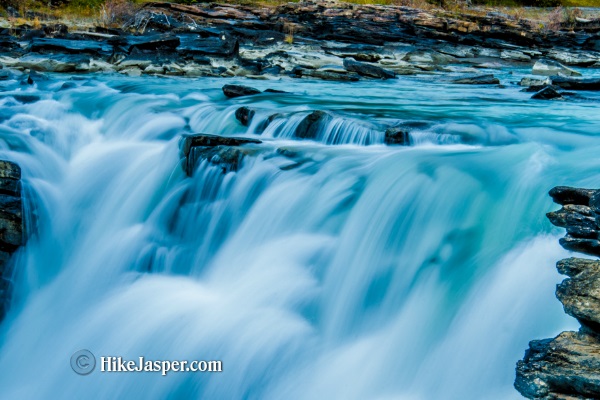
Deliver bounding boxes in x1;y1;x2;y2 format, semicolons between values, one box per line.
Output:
0;0;597;31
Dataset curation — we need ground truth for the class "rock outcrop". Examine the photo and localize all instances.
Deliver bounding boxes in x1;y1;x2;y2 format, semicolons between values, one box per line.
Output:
515;186;600;399
180;133;262;175
0;160;26;321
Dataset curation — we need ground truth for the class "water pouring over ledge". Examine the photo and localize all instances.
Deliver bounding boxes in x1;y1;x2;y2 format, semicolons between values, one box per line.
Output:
0;71;598;399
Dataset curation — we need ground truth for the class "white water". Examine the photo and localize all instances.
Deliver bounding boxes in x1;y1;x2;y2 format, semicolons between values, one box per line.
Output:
0;70;598;399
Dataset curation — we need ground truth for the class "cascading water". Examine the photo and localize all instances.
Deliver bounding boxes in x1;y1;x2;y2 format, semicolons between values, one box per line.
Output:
0;69;598;399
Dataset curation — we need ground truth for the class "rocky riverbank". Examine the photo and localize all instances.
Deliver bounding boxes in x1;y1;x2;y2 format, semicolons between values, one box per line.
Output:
1;1;600;92
515;186;600;399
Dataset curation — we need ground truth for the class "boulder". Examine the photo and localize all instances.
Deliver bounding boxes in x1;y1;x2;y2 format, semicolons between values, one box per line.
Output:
235;106;256;126
384;127;411;146
451;74;499;84
294;111;332;140
222;84;261;98
531;86;563;100
551;76;600;91
180;133;261;175
515;331;600;399
532;59;582;77
549;186;595;205
343;58;395;80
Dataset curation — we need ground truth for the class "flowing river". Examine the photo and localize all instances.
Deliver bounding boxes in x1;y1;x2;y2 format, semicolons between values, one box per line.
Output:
0;68;598;399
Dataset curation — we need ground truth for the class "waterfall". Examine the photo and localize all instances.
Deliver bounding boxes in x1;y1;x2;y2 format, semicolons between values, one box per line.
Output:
0;72;598;399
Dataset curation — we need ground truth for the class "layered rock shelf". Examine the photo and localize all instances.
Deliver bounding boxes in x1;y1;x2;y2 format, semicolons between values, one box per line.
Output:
515;186;600;399
1;1;600;86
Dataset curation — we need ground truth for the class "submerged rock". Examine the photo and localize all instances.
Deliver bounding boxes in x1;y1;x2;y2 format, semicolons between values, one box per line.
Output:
343;57;395;80
532;59;582;77
222;84;261;98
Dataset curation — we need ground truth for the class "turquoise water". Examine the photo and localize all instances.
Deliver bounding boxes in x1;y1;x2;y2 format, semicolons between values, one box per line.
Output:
0;68;597;399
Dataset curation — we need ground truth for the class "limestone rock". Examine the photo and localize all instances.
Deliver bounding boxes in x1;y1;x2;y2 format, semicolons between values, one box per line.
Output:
532;59;582;77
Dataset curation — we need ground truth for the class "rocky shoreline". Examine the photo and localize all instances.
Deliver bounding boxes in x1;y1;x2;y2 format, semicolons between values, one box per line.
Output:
516;187;600;399
0;1;599;93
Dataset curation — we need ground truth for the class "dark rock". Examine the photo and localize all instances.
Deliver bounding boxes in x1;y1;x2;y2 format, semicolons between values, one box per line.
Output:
451;74;500;85
531;86;563;100
128;34;181;52
551;76;600;91
235;107;255;126
178;35;239;58
294;111;332;140
263;89;287;94
180;133;262;176
559;235;600;257
291;67;360;82
549;186;595;206
29;38;112;56
222;84;261;98
0;71;12;81
515;331;600;399
343;58;395;80
0;160;26;322
384;127;411;146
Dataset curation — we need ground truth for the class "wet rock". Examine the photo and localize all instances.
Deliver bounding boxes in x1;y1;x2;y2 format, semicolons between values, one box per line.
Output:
0;70;12;81
343;58;395;80
291;67;360;82
180;133;262;175
532;59;582;77
178;35;239;58
235;106;255;126
451;74;499;84
515;331;600;399
294;111;332;140
556;258;600;328
30;38;112;56
127;34;180;52
549;186;595;206
222;84;261;98
531;86;563;100
384;127;411;146
0;160;25;321
551;76;600;91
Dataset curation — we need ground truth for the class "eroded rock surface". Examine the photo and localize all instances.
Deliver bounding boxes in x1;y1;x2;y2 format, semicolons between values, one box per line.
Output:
516;186;600;399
